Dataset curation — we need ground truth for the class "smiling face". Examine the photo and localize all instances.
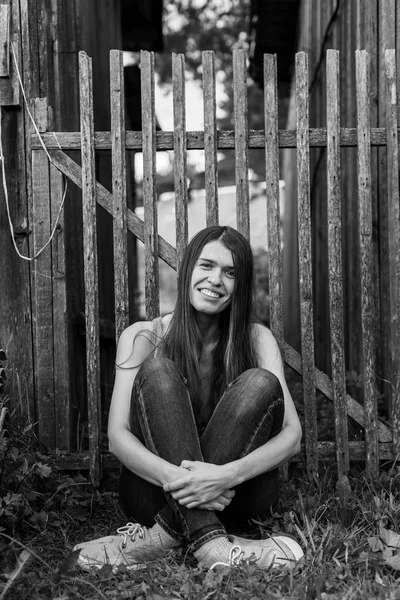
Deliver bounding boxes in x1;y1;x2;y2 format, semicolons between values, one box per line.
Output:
189;240;235;316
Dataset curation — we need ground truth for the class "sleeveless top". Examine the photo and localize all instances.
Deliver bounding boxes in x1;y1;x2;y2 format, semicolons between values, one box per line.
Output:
151;316;213;433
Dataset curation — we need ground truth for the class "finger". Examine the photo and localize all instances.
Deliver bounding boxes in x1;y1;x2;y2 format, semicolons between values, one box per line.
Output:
221;489;235;499
163;476;191;492
180;460;195;469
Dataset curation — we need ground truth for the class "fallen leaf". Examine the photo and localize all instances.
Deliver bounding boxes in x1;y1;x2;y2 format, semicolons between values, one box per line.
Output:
380;527;400;549
368;536;384;552
385;554;400;571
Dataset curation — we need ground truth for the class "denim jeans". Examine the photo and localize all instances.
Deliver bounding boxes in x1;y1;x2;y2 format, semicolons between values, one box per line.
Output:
119;357;284;551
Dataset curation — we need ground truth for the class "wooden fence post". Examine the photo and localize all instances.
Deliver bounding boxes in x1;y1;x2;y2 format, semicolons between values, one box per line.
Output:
296;52;318;476
79;51;102;487
202;51;219;226
173;53;188;268
326;50;349;477
384;49;400;455
141;50;160;320
110;50;129;342
355;50;379;478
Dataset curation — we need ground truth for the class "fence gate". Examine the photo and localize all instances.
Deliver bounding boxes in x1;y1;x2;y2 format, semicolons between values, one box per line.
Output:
29;49;397;486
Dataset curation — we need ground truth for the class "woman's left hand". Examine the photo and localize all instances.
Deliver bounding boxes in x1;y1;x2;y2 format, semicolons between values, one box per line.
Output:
162;460;235;508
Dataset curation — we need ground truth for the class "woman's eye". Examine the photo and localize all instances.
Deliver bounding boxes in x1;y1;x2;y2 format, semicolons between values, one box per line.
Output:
225;270;235;279
200;262;211;269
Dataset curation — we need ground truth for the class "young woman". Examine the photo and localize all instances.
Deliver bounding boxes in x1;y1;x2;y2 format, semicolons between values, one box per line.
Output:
74;226;303;570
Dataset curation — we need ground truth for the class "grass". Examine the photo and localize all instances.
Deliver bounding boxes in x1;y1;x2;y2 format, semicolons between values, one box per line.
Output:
3;459;400;600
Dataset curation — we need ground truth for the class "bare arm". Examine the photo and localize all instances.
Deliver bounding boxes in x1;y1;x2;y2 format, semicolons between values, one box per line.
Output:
108;322;186;487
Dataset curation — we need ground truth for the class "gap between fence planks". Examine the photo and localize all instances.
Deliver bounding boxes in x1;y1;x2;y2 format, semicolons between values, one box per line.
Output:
79;51;102;487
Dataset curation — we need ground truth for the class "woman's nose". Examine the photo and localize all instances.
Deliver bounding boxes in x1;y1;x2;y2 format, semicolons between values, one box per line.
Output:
208;269;222;285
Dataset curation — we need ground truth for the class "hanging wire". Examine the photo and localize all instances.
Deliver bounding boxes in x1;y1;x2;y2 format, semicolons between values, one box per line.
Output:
0;41;68;262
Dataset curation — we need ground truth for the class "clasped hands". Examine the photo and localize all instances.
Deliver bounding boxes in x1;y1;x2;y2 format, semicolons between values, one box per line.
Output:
163;460;235;512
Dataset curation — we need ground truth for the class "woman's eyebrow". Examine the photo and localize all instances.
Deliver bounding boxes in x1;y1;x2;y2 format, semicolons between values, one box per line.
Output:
198;256;234;268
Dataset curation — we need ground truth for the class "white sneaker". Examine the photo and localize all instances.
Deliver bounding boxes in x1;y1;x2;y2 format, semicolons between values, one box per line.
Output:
73;522;168;572
228;533;304;569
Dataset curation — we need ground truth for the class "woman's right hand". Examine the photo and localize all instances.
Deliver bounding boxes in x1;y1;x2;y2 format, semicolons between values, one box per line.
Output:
196;489;235;511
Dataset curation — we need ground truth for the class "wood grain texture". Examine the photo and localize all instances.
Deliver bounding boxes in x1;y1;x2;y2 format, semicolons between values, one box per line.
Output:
384;49;400;453
264;54;283;343
326;50;349;476
110;50;129;341
50;164;70;451
233;49;250;238
32;148;55;449
202;51;218;226
79;51;102;487
141;50;159;320
33;127;398;151
172;53;188;269
356;50;379;477
296;52;318;475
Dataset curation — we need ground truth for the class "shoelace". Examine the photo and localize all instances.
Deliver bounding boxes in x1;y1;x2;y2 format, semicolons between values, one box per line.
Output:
209;544;244;570
116;522;146;549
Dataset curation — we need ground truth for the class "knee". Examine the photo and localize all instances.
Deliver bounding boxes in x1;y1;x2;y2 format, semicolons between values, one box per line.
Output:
135;356;183;395
239;368;283;399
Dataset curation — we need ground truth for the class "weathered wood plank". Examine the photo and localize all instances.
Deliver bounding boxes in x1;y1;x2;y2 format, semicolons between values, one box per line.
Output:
281;340;392;442
233;48;249;238
32;148;55;448
110;50;129;341
33;127;399;151
47;149;177;269
141;50;159;319
0;4;10;77
296;52;318;475
79;51;102;487
355;50;379;478
50;164;70;451
326;50;349;477
384;49;400;453
264;54;283;343
202;51;218;226
172;53;188;268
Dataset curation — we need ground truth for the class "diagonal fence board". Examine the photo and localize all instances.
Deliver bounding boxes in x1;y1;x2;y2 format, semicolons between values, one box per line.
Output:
47;149;177;269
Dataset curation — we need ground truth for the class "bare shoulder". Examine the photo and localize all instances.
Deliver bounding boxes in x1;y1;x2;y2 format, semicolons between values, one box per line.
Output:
116;320;155;368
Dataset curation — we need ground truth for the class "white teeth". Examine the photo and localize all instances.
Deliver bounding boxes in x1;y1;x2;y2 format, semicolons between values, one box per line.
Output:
200;288;220;298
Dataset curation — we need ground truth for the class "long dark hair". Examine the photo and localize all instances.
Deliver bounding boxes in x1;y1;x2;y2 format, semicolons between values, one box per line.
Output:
161;225;258;423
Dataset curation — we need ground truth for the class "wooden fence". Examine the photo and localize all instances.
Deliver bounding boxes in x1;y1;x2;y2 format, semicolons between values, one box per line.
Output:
29;48;399;486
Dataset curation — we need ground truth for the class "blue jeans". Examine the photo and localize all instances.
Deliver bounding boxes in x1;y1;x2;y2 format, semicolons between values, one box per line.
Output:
119;357;284;551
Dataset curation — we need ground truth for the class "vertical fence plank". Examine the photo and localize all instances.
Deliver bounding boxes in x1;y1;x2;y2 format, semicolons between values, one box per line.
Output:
50;165;70;451
203;51;219;226
384;49;400;453
173;53;188;268
326;50;349;477
79;51;101;487
264;54;283;344
355;50;379;477
233;48;250;238
110;50;129;341
31;99;55;449
141;50;159;320
296;52;318;475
